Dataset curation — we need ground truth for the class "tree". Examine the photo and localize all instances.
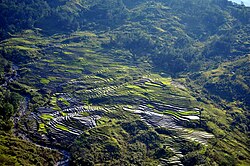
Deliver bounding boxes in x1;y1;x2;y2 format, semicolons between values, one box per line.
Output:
169;58;188;73
2;102;14;120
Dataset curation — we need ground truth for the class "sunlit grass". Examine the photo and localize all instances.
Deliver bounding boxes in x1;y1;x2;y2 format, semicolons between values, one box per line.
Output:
40;114;54;120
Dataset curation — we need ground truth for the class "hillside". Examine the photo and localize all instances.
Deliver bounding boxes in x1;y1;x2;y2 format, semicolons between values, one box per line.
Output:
0;0;249;165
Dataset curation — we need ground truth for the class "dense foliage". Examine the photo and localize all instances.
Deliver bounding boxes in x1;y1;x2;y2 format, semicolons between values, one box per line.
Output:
0;132;61;166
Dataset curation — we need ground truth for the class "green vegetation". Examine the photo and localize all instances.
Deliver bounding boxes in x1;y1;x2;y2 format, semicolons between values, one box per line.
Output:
70;121;174;165
58;97;70;106
0;133;61;166
0;89;22;125
38;123;47;133
0;0;249;165
80;111;89;117
163;110;181;119
60;111;68;117
40;78;50;84
50;97;57;106
55;124;70;132
40;114;54;121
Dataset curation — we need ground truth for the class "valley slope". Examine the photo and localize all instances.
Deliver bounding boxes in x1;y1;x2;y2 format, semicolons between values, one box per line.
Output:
0;0;249;165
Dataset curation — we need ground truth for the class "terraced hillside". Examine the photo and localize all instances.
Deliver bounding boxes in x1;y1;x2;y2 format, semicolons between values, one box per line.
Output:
0;29;247;165
1;31;213;163
0;0;250;165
